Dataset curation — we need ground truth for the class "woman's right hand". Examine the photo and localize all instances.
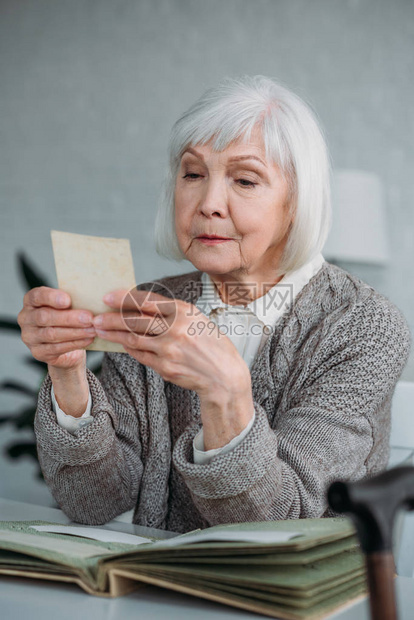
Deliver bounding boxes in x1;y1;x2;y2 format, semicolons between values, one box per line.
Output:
17;286;97;371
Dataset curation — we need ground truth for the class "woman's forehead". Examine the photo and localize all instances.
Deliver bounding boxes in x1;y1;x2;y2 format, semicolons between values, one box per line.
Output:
182;129;271;164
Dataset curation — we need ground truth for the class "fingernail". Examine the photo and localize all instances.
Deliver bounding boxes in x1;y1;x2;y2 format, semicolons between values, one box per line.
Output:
103;293;114;304
79;312;92;324
94;315;103;326
57;294;69;306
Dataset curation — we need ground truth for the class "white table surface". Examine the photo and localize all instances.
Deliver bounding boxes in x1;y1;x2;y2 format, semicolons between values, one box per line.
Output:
1;498;413;620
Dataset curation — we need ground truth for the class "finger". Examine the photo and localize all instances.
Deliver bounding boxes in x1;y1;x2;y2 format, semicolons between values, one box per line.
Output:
104;288;177;317
23;286;71;310
93;310;153;333
25;325;97;345
27;307;95;328
31;337;95;357
95;328;160;352
124;346;159;367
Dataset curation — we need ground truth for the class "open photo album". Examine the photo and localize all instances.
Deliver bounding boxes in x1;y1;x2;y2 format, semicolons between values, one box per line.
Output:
0;517;368;620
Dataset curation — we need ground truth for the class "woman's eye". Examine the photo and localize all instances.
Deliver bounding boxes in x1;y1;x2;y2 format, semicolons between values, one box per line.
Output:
183;173;202;180
236;178;257;188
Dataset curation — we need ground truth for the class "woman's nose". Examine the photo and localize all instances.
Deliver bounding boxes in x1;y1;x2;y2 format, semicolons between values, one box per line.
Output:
198;179;228;217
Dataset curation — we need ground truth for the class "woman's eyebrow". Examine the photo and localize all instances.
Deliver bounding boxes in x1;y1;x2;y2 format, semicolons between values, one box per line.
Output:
182;148;267;168
228;155;267;167
182;147;204;160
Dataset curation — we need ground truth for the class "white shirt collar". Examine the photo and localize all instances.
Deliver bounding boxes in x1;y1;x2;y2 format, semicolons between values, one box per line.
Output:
196;254;325;326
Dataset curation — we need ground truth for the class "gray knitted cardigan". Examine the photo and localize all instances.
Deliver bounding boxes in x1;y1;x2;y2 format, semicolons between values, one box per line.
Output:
34;262;411;533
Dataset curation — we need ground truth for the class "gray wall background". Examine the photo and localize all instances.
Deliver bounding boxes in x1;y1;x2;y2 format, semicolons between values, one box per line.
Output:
1;0;413;503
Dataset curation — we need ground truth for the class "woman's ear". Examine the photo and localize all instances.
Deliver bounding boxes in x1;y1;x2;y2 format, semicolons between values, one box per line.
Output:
285;196;296;227
282;171;296;220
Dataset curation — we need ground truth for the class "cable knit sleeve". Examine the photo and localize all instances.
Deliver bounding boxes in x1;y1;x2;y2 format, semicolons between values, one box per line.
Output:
34;353;144;525
172;289;411;526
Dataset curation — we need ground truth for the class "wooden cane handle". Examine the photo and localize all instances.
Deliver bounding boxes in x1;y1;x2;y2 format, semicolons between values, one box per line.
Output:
365;552;398;620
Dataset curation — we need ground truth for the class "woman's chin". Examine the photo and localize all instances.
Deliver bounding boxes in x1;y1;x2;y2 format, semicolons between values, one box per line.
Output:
187;257;236;275
183;250;233;274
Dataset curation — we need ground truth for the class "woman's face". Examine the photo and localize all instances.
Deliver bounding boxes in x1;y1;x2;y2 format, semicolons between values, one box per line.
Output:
174;126;293;288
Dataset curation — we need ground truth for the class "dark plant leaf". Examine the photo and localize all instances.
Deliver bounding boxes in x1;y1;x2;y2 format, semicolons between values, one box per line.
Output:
0;415;14;425
1;405;36;430
23;355;48;370
88;362;103;375
86;351;103;376
6;442;37;461
0;380;37;397
0;251;54;479
0;318;20;332
17;251;50;290
13;405;36;430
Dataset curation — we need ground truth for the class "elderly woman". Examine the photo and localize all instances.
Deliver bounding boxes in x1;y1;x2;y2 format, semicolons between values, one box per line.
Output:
20;76;410;532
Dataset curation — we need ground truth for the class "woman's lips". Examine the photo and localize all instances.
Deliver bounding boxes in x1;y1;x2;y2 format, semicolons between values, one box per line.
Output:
197;236;232;245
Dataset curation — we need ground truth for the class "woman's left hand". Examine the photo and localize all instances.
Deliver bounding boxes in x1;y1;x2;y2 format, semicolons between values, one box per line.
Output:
93;288;254;448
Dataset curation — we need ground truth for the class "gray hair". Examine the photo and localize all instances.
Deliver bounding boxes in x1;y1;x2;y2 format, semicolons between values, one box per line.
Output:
154;75;331;275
